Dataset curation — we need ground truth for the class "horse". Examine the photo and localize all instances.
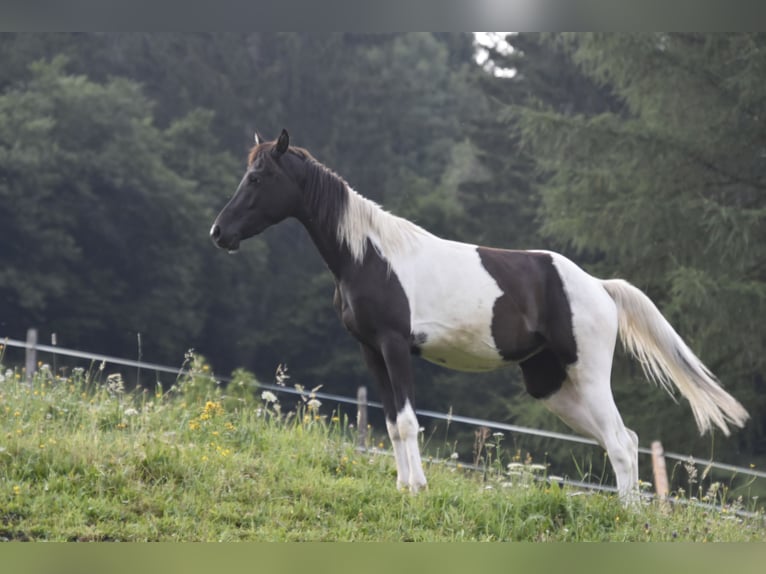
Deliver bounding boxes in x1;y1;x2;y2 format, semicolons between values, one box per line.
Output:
210;129;749;501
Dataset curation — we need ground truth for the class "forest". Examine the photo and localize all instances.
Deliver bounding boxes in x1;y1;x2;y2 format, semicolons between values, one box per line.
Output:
1;33;764;472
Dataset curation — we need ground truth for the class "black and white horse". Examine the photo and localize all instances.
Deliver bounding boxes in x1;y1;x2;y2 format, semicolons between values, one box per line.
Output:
210;129;748;500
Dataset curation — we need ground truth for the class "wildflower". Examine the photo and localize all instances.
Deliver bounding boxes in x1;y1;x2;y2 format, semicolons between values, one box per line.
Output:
12;485;21;496
275;364;289;386
202;401;224;417
307;398;321;410
124;408;139;417
261;391;278;403
450;452;459;460
189;420;201;431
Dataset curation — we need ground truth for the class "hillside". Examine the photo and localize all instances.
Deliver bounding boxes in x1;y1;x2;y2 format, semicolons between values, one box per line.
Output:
0;353;763;542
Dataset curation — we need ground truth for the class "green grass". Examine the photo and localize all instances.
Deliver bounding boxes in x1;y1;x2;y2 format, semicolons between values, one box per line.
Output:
0;353;764;542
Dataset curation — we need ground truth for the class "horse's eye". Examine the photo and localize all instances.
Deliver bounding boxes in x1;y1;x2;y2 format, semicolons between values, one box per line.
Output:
248;173;261;185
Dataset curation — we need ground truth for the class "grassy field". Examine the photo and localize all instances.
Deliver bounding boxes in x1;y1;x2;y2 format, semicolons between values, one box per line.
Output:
0;351;764;542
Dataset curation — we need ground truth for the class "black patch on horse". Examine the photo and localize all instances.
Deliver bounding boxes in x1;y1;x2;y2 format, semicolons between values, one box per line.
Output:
477;248;578;399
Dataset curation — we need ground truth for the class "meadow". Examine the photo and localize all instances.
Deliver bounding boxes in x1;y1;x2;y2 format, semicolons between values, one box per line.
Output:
0;351;764;542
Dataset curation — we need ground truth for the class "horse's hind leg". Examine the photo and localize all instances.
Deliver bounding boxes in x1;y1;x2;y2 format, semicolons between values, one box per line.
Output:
544;376;639;502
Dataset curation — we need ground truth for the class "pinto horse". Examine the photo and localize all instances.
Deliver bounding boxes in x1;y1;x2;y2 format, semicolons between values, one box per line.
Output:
210;129;748;500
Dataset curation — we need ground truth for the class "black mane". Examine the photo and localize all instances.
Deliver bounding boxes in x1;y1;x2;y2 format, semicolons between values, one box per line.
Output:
299;151;349;233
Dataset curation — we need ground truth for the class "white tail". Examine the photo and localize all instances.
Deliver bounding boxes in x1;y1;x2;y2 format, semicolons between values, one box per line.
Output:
601;279;749;436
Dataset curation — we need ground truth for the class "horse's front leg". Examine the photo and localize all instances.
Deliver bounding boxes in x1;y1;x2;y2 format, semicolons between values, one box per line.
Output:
362;344;426;492
360;344;411;490
379;335;427;493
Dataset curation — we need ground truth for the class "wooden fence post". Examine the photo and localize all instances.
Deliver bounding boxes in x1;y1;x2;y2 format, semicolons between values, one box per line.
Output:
651;440;670;502
25;328;37;383
357;386;368;449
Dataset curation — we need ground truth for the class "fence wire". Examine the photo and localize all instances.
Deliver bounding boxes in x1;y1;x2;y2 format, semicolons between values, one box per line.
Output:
3;336;765;482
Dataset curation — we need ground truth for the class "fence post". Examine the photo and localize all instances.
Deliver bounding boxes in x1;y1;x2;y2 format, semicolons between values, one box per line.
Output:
25;328;38;383
356;386;368;449
651;440;670;502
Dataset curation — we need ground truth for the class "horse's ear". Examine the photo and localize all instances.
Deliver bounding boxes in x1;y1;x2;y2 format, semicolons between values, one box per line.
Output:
254;129;266;145
273;128;289;157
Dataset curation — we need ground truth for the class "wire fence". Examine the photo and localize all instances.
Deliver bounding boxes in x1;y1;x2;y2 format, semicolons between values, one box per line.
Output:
4;334;765;485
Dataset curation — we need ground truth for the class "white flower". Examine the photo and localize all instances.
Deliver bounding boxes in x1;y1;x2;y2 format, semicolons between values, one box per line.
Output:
124;408;139;417
261;390;278;403
307;398;322;410
450;452;459;460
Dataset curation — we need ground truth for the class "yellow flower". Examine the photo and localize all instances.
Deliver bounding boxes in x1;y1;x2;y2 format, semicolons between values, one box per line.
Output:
13;485;21;496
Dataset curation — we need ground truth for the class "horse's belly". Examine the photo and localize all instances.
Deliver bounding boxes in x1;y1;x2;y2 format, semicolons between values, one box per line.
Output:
415;324;507;372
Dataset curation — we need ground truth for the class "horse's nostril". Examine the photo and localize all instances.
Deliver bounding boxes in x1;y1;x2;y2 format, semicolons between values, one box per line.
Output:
210;224;221;240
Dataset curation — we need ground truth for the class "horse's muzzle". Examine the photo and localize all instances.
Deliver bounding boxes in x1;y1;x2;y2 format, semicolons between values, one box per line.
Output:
209;223;240;252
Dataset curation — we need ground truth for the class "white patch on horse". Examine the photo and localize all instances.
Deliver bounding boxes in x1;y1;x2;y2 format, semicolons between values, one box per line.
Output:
385;418;411;491
395;400;427;492
394;237;507;371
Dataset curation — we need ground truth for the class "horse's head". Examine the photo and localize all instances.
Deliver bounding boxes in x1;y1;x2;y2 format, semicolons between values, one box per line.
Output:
210;129;304;252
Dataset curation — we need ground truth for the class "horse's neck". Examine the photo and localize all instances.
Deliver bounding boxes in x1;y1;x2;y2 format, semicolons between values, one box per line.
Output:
298;179;430;278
